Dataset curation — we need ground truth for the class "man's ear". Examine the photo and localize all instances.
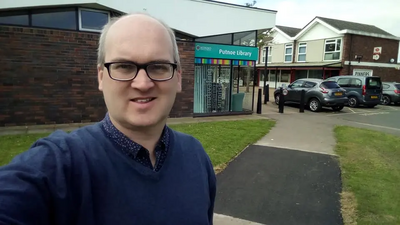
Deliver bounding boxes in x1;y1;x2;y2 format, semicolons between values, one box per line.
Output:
176;69;182;93
97;65;104;91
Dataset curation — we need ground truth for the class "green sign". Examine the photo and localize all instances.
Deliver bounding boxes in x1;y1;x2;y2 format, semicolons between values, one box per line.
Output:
195;43;259;61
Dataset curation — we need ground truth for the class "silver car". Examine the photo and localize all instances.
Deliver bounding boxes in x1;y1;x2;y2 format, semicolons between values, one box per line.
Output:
381;82;400;105
274;78;348;112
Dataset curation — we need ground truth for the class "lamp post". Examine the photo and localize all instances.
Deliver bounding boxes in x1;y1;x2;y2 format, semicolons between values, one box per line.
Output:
263;46;269;104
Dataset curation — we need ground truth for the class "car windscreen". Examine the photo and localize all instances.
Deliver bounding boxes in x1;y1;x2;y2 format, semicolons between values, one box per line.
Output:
366;77;382;89
395;84;400;90
320;81;341;89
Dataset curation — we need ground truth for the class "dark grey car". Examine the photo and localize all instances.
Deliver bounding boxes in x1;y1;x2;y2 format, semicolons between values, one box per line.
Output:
325;75;382;108
381;82;400;105
274;78;348;112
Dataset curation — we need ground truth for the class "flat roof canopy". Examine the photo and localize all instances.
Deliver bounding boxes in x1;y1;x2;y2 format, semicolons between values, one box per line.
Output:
0;0;277;37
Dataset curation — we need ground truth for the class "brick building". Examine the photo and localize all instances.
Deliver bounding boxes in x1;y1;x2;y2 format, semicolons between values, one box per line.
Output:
0;26;195;126
341;33;400;81
0;1;277;126
256;17;400;88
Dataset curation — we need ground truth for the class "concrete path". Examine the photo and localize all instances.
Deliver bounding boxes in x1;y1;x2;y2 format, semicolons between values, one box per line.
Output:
213;214;263;225
254;112;337;155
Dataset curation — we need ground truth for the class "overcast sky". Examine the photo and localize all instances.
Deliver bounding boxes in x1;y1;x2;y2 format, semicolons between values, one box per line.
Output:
218;0;400;37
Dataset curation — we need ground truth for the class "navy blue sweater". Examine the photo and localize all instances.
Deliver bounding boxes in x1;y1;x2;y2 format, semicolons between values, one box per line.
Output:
0;122;216;225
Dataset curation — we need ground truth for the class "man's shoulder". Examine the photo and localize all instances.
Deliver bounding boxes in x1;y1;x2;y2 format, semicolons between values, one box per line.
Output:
32;122;103;150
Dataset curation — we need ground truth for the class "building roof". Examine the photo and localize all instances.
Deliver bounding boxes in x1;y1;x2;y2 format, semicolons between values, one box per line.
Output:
316;16;396;37
0;0;277;37
275;25;301;37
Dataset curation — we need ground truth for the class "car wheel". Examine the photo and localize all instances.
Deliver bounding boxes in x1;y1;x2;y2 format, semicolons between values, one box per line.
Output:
308;98;322;112
274;94;280;105
381;95;391;105
348;96;359;108
332;105;344;111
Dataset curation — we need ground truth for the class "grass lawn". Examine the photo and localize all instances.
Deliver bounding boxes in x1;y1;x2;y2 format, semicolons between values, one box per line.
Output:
0;133;51;166
334;126;400;225
169;119;275;172
0;119;275;172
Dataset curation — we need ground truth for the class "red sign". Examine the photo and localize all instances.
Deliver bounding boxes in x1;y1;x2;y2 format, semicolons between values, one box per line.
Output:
373;47;382;54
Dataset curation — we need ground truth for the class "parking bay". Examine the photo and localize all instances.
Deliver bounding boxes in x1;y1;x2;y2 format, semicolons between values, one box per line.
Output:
326;105;400;132
273;103;400;132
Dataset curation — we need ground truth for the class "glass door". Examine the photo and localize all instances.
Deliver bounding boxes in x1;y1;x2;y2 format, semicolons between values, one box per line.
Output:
231;65;254;112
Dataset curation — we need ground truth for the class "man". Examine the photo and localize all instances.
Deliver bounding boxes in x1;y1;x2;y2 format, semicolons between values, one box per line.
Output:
0;13;216;225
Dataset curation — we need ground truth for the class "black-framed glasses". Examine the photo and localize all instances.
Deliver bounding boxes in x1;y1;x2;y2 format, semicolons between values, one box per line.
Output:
104;61;177;82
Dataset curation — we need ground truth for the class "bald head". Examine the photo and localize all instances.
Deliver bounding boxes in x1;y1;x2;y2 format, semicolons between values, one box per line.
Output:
97;13;180;69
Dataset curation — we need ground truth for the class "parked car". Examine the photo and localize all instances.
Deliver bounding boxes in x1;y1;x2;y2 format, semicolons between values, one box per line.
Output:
274;78;348;112
381;82;400;105
325;75;382;108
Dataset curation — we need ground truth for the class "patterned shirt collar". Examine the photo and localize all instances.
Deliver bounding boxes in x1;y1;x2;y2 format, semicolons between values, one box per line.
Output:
101;113;169;159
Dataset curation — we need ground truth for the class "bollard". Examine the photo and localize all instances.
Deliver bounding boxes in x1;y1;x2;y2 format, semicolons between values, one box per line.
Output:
264;84;269;104
279;87;284;113
299;90;305;113
257;88;262;114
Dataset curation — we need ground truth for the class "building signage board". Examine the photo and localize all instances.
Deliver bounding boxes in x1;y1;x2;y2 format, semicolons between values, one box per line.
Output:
194;42;259;61
353;69;373;77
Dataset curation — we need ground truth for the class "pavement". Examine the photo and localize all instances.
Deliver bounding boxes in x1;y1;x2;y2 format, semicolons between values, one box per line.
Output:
254;112;337;155
214;146;343;225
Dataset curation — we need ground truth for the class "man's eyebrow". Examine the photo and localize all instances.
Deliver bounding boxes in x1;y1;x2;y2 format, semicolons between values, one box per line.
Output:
149;59;175;64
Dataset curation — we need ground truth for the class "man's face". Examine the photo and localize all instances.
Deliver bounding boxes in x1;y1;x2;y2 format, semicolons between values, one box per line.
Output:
97;15;182;129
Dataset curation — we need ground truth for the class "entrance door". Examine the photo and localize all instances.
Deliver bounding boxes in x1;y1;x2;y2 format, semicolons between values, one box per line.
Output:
232;65;255;111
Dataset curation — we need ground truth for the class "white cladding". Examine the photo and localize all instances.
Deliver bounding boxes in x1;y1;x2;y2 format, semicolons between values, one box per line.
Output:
0;0;277;37
298;23;343;41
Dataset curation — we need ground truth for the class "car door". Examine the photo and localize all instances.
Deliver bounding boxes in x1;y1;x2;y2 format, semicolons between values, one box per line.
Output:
286;80;305;102
298;81;317;102
365;77;382;100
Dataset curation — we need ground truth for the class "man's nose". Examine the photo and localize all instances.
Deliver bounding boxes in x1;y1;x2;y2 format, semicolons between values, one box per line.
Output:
131;69;155;90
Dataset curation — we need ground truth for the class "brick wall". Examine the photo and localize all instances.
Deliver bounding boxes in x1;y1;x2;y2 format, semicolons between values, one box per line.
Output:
0;25;194;126
170;41;195;118
341;34;400;81
342;34;399;64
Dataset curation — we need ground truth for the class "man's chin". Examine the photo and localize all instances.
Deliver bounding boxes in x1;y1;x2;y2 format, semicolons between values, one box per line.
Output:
125;114;165;129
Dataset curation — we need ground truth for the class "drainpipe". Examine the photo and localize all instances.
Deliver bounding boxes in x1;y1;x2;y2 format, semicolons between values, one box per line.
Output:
347;34;353;74
292;39;297;80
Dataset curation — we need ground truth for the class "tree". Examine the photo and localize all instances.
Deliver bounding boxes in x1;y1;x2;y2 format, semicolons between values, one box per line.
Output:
245;1;257;7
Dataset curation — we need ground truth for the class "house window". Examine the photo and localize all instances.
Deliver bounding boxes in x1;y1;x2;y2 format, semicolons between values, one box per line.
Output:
285;44;293;62
262;48;266;63
324;38;341;60
268;46;272;63
298;43;307;62
31;8;77;30
79;8;110;32
261;46;272;63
